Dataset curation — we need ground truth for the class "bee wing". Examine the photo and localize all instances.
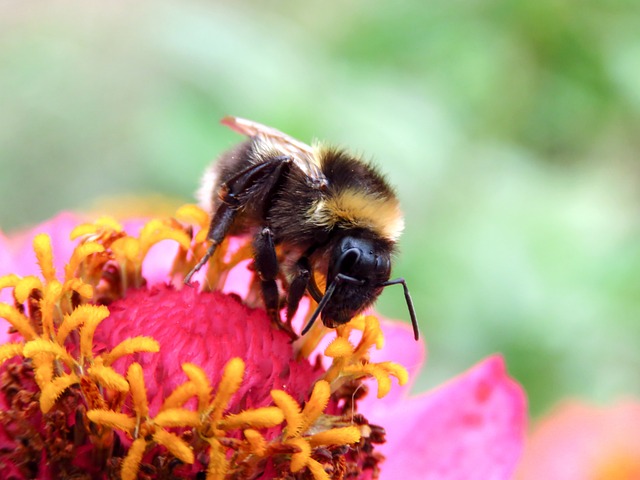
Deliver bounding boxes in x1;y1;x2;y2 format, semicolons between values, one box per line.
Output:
221;116;327;187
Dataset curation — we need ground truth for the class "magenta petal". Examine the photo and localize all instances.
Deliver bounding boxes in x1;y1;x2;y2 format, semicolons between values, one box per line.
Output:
2;213;85;279
0;231;16;307
141;239;181;286
1;214;84;342
371;355;526;479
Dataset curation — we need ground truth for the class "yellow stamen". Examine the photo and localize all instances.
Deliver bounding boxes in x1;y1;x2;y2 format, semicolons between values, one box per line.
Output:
0;304;38;340
101;337;160;366
31;353;54;388
176;204;210;231
64;242;104;281
0;342;24;366
181;362;211;410
79;305;110;360
62;278;94;299
57;305;94;344
0;274;20;292
300;380;331;433
271;390;303;439
288;437;311;473
153;408;201;428
87;409;137;431
243;429;267;456
40;280;62;338
218;407;284;430
65;243;105;282
139;219;191;258
308;426;361;447
321;313;408;399
70;217;123;240
13;276;43;303
33;233;56;283
307;458;331;480
161;381;199;410
121;437;147;480
153;429;194;464
111;237;140;264
341;363;408;398
40;373;80;413
87;363;130;393
23;338;75;368
127;362;149;419
354;315;384;356
324;336;354;358
206;438;229;480
208;357;244;424
379;361;410;386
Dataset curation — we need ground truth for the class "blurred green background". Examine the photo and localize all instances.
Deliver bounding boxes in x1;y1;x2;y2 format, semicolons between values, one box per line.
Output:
1;0;639;418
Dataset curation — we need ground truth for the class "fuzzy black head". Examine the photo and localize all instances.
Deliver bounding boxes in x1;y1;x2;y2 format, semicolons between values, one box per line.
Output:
320;234;392;327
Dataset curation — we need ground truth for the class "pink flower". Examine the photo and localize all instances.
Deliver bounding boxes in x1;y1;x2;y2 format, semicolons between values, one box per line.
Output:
360;320;526;479
0;211;527;479
516;400;640;480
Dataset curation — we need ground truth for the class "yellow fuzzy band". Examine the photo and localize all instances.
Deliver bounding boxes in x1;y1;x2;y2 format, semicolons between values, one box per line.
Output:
308;188;404;242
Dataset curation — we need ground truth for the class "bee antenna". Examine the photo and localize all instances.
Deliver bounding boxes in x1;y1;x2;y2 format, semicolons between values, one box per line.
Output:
300;273;364;336
300;281;337;336
378;278;419;341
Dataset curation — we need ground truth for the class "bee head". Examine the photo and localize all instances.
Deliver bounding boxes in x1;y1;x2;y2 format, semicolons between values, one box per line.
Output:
320;234;392;327
301;232;418;341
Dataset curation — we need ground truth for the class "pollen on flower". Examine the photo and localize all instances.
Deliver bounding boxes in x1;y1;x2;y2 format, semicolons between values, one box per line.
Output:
0;205;404;479
322;314;409;399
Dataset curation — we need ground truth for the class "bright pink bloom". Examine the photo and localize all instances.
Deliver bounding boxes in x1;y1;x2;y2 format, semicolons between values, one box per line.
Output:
362;322;526;479
0;212;527;479
517;401;640;480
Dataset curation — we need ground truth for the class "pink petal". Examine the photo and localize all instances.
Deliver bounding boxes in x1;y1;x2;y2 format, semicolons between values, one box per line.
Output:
1;214;85;342
368;355;526;479
5;212;85;279
0;231;16;307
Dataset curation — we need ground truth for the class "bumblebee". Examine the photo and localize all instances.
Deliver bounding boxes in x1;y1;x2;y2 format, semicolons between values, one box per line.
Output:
185;116;419;340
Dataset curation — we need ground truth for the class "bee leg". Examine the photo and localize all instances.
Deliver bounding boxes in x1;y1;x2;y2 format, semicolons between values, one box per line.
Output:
184;207;235;285
184;156;292;285
254;227;297;340
253;227;279;318
286;257;312;323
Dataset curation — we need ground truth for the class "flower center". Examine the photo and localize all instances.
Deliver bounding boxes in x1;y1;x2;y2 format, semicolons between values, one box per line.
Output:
0;206;410;480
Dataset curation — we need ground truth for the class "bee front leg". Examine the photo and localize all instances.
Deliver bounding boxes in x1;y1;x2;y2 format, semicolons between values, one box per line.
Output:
185;155;292;285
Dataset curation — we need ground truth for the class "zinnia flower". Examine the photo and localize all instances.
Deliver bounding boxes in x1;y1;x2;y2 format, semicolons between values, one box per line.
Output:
0;207;526;479
517;400;640;480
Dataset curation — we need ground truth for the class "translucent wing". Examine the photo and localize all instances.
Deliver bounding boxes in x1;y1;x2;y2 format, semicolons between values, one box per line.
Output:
221;116;327;187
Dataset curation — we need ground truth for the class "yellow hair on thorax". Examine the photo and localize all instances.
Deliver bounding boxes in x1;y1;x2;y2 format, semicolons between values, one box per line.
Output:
308;189;404;242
